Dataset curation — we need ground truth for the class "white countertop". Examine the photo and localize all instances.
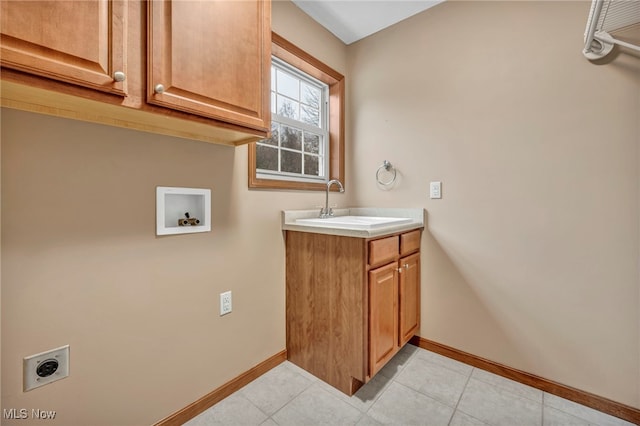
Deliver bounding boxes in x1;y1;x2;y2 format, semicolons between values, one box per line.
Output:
282;207;425;238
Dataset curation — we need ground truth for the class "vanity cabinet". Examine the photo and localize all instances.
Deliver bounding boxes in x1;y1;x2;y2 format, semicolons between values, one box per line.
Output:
285;228;421;395
368;232;420;377
368;262;399;377
0;0;271;146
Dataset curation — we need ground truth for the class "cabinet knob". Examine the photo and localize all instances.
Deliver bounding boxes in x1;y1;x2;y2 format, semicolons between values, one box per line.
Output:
397;268;404;273
404;263;410;269
113;71;126;82
154;84;165;94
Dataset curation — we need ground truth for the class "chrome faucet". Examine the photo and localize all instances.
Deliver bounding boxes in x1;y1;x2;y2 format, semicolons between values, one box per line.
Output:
320;179;345;218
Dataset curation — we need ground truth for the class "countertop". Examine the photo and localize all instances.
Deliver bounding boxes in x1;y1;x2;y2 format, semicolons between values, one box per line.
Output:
282;207;425;238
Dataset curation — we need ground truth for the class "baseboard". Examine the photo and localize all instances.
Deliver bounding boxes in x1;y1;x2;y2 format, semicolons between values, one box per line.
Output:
410;336;640;425
154;349;287;426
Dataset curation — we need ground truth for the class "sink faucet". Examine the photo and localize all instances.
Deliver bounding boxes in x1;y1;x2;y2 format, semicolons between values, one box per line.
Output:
320;179;345;218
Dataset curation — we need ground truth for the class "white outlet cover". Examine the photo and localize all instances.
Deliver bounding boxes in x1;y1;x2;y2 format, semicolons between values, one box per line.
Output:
220;291;232;316
23;345;70;392
430;181;442;199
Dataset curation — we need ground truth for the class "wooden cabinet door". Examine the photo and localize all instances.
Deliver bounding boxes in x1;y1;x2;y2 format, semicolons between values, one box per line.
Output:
399;253;420;345
369;262;399;377
0;0;127;95
148;0;270;132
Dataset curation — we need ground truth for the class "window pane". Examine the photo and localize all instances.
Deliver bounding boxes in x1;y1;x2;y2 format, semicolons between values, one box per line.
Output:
277;95;299;120
256;145;278;171
282;150;302;174
303;133;320;154
276;69;299;100
300;105;320;127
281;125;302;150
301;82;321;108
304;154;319;176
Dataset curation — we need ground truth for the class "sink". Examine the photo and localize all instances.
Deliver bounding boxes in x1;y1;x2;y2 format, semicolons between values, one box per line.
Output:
296;215;412;230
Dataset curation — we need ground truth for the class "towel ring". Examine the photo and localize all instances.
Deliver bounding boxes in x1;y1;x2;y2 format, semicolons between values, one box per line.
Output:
376;160;397;186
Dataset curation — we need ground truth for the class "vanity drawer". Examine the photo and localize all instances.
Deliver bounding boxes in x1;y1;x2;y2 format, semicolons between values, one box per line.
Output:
400;230;421;255
369;235;399;267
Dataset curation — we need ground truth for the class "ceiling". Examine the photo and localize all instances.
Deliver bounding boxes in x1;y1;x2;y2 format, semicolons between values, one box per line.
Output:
291;0;445;45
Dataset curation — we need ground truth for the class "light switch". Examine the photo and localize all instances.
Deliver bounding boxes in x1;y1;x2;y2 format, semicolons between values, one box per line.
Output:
430;181;442;199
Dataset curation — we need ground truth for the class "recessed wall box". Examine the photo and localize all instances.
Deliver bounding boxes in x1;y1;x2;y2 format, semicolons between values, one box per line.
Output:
23;345;70;392
156;187;211;236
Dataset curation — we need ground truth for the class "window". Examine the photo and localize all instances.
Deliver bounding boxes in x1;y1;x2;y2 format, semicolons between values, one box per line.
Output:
249;33;345;191
257;58;329;182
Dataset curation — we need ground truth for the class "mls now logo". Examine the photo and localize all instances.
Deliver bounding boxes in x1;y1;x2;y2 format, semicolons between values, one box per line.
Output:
3;408;56;420
3;409;28;419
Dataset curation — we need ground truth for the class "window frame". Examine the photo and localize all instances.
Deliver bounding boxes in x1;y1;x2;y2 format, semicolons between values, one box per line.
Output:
249;32;345;191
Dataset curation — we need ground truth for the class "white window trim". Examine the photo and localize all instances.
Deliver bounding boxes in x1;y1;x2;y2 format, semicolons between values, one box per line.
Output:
256;56;330;184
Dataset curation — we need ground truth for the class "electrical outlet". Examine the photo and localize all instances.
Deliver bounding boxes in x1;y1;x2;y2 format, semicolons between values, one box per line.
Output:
23;345;70;392
220;291;232;316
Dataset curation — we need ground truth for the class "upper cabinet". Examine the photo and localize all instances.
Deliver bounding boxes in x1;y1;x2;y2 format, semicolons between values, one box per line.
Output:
0;0;127;96
0;0;271;146
148;0;270;132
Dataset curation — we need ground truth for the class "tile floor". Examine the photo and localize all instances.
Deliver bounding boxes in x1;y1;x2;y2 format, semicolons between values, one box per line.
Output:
184;345;635;426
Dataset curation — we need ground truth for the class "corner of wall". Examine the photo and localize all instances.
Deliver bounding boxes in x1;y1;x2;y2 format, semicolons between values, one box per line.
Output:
1;107;3;414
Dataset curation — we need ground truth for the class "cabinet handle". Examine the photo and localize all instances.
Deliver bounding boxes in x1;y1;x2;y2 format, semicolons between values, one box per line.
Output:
397;268;403;273
113;71;126;82
154;84;165;94
404;263;410;269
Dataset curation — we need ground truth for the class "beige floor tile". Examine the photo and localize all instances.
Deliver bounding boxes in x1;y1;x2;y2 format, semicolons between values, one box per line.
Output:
271;382;363;425
282;360;321;383
543;406;591;426
183;393;267;426
413;349;474;376
355;413;385;426
449;411;490;426
471;368;543;403
240;362;314;415
317;371;393;412
366;381;454;425
181;347;629;426
376;344;418;380
543;393;635;426
395;356;470;406
457;378;542;426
